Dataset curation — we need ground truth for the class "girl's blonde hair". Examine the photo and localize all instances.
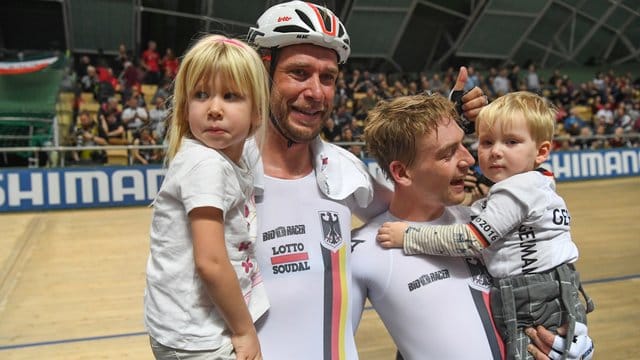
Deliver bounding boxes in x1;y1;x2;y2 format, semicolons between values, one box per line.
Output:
476;91;556;144
164;34;270;162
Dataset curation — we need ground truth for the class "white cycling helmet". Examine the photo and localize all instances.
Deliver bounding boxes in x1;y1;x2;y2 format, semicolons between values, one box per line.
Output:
248;0;351;64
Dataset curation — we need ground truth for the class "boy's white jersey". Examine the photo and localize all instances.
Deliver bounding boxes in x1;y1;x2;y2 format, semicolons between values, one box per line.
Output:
351;207;505;360
470;171;579;277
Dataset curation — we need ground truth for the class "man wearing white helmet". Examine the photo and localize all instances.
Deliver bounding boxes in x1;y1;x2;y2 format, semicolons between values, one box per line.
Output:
244;1;487;359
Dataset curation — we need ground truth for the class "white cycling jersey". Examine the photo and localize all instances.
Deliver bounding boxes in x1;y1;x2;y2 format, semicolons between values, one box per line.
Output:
351;207;505;360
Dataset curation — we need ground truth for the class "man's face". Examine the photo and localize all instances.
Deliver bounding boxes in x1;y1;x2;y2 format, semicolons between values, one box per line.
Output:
406;118;475;207
270;44;339;143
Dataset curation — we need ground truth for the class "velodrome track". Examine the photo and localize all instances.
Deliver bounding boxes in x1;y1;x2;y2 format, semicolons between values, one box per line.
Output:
1;177;638;359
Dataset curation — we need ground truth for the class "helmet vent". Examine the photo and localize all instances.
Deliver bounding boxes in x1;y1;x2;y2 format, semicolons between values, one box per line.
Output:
274;25;310;34
295;9;315;30
318;9;333;32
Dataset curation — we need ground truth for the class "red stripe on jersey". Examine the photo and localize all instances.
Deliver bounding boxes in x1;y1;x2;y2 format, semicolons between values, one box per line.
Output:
270;252;309;265
468;223;491;248
484;291;506;359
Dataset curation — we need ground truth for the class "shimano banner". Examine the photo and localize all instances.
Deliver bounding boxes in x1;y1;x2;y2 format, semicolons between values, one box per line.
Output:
1;148;639;212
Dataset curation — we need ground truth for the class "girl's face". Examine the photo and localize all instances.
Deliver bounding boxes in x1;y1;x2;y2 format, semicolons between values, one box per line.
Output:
477;114;550;183
188;74;253;163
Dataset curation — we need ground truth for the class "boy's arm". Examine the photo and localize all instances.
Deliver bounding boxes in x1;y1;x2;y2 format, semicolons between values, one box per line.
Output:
189;206;261;359
403;223;488;258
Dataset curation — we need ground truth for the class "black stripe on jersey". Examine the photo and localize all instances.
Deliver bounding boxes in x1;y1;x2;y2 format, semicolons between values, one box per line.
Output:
321;245;333;360
469;286;504;360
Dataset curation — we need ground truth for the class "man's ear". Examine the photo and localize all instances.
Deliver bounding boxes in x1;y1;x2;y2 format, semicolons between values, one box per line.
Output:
389;160;411;186
536;140;552;165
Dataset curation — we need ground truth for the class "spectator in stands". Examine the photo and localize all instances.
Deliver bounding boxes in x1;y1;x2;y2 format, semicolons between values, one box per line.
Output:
613;102;633;131
334;77;350;107
595;106;614;132
348;143;364;159
508;64;521;91
148;95;168;143
100;96;122;120
377;77;394;99
393;79;409;96
112;43;130;76
492;67;511;96
629;101;640;125
132;127;161;165
349;117;364;140
95;67;118;103
80;65;99;96
347;68;361;93
574;126;595;150
99;108;127;145
429;72;444;94
526;64;541;93
141;40;161;84
152;78;173;105
161;47;179;79
340;126;357;147
321;117;341;142
121;94;149;138
332;103;352;128
563;107;586;136
75;55;92;80
72;110;107;163
119;60;144;99
591;124;609;149
608;126;631;148
355;87;379;120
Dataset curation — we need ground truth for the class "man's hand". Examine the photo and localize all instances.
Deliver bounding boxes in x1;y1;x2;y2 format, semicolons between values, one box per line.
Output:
526;323;594;360
450;66;489;121
377;222;409;248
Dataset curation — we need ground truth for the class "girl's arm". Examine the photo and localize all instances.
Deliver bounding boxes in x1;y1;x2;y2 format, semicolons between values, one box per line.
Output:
189;206;261;359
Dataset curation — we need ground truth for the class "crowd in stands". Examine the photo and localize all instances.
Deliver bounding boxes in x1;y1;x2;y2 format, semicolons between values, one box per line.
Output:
63;40;640;165
328;65;640;158
66;40;172;165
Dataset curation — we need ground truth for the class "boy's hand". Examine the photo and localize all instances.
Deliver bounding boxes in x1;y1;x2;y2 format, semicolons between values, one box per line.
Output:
377;222;409;248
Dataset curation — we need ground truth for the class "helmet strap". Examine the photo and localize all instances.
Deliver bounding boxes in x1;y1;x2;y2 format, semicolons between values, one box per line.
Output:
264;48;295;148
269;113;296;148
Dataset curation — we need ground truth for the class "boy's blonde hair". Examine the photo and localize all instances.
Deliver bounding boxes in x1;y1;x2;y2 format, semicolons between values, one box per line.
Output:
164;34;270;162
364;94;459;181
477;91;556;144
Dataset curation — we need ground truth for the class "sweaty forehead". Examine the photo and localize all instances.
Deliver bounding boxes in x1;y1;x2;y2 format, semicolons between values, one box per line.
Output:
278;44;338;68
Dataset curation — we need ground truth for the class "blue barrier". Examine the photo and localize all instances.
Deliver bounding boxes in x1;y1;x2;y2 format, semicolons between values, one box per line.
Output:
1;148;639;212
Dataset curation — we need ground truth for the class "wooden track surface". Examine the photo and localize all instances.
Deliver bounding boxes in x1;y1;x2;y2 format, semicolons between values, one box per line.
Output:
0;177;638;359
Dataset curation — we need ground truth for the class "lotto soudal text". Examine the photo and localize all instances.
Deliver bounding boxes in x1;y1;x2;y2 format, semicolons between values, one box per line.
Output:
270;242;311;274
263;224;311;274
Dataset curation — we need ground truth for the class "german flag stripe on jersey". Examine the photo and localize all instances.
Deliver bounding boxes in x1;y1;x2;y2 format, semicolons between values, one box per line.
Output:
322;244;349;360
469;286;506;359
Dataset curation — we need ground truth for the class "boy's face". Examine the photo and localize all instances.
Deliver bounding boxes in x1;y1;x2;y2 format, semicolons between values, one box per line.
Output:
477;113;550;183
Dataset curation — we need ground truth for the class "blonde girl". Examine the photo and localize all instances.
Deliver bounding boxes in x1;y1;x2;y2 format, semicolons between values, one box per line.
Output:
144;34;269;360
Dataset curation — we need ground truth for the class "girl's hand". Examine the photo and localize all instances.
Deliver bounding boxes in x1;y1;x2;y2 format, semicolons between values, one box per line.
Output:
377;222;409;248
231;329;262;360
